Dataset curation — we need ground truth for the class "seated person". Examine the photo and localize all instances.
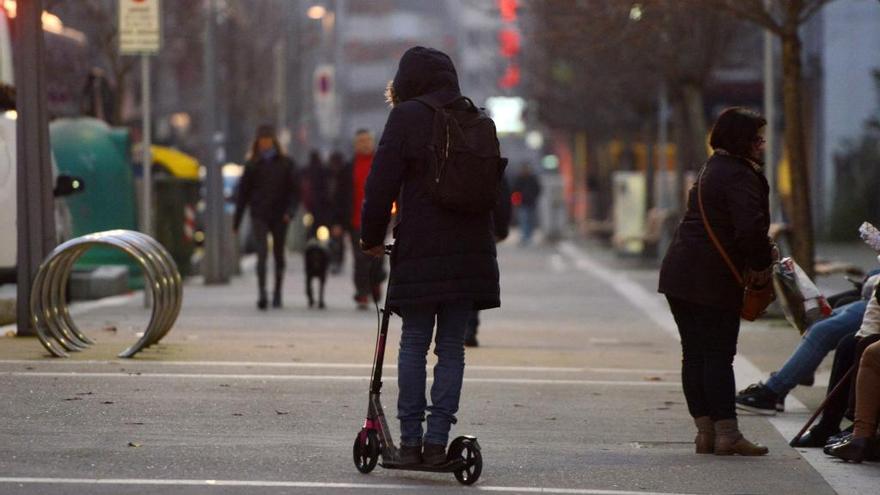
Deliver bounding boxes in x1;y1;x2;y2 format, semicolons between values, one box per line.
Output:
826;338;880;463
735;274;880;416
797;281;880;447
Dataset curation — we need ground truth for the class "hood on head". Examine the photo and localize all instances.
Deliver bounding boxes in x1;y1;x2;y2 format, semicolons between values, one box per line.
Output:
390;46;460;104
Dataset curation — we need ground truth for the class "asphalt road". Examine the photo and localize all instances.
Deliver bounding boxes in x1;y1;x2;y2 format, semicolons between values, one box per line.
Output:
1;236;875;494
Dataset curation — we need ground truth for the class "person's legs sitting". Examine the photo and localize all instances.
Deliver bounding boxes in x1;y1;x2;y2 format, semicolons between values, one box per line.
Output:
828;340;880;462
737;300;867;414
793;333;858;447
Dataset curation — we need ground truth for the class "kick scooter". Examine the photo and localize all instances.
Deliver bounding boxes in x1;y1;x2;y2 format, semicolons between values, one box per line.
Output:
351;245;482;485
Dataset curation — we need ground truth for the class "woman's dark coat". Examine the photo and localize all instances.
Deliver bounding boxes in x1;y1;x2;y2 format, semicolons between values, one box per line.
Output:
360;46;500;313
658;152;773;310
233;153;299;231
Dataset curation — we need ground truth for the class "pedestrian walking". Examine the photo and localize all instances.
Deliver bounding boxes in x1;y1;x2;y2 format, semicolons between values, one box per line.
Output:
359;46;503;465
512;164;541;246
658;107;774;456
332;129;385;309
301;150;332;239
233;124;299;310
326;151;348;273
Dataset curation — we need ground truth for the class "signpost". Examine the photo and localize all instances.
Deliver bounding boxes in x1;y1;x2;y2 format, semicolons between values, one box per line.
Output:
119;0;161;236
15;0;55;336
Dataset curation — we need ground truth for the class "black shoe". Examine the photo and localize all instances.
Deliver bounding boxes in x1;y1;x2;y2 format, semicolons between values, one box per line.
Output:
769;373;786;412
791;425;840;448
735;383;778;416
827;436;871;463
397;445;422;465
422;443;447;466
824;433;853;455
272;292;282;308
826;425;855;447
464;335;478;347
257;293;268;310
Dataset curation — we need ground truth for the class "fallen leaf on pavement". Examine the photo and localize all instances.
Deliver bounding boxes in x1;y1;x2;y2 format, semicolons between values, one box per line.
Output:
275;410;290;415
643;376;663;382
128;442;141;448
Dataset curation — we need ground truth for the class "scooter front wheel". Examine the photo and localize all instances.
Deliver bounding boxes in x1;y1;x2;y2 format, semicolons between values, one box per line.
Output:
352;429;380;474
449;437;482;485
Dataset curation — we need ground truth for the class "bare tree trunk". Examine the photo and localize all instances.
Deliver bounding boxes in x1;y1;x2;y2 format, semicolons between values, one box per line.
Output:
670;83;708;214
781;26;816;279
681;83;708;166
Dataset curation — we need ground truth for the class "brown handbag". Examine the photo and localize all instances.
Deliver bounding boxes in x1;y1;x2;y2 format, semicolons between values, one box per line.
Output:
697;166;775;321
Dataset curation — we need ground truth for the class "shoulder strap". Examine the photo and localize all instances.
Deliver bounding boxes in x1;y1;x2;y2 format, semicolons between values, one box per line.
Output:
697;165;744;287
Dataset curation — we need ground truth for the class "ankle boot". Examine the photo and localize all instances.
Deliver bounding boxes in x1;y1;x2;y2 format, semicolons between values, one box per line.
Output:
272;272;284;308
694;416;715;454
257;289;268;310
714;418;769;456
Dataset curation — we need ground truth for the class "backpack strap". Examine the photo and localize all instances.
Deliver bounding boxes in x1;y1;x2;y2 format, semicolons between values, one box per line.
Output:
413;95;476;112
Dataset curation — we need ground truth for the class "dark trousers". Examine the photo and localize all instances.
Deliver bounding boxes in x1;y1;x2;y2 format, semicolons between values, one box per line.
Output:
817;332;880;431
252;217;289;295
817;333;859;431
667;296;741;420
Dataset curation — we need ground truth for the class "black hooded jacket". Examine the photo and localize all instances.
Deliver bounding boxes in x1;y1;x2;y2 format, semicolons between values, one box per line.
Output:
360;47;501;313
658;152;773;310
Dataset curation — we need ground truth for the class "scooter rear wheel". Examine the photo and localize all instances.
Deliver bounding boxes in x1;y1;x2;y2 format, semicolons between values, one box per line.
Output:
449;437;482;485
352;429;380;474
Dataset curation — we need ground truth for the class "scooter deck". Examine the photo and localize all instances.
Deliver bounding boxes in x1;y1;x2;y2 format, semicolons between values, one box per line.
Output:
381;459;464;473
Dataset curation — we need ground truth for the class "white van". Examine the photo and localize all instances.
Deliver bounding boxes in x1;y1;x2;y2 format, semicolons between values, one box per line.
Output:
0;9;80;284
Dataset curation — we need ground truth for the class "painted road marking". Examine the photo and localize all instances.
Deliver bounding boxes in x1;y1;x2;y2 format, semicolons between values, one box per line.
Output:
0;359;678;375
0;371;679;387
0;477;697;495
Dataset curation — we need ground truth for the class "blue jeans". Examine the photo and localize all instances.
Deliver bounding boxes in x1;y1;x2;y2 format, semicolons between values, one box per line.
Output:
517;206;537;246
397;300;472;447
765;300;867;396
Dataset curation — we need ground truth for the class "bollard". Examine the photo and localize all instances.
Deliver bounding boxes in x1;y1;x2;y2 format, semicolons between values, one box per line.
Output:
30;230;182;358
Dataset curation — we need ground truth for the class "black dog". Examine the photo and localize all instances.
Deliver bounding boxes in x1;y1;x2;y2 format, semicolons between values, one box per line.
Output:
304;239;329;309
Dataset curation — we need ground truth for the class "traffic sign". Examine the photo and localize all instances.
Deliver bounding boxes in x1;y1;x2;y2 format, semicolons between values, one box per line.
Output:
119;0;161;54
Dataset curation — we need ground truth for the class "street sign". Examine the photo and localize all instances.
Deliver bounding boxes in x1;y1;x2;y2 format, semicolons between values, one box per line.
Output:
118;0;161;54
314;64;335;104
314;64;340;140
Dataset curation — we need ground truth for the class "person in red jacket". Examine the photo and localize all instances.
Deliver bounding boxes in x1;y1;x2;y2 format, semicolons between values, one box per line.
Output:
332;129;384;309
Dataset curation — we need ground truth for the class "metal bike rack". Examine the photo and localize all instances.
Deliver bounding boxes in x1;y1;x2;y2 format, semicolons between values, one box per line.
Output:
30;229;182;358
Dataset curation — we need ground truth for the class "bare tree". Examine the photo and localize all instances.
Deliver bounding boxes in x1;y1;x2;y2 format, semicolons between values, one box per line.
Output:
689;0;838;279
49;0;136;125
523;1;746;216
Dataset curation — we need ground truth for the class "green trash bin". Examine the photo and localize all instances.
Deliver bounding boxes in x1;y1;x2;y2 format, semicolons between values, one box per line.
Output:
50;118;143;288
154;177;200;276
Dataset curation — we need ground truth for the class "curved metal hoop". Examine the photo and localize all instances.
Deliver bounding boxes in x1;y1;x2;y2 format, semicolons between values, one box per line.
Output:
30;230;182;358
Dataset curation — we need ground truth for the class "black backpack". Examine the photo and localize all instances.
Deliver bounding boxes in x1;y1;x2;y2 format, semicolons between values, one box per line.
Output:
414;95;507;213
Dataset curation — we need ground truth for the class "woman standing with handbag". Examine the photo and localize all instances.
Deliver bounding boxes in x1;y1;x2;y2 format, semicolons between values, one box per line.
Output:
659;107;775;456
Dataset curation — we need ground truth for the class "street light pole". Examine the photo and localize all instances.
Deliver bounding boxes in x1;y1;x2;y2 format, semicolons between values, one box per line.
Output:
202;0;227;284
14;0;56;336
